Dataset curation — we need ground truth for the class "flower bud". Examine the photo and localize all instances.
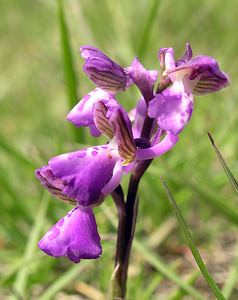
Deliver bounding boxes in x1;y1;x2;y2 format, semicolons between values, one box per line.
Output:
80;46;127;93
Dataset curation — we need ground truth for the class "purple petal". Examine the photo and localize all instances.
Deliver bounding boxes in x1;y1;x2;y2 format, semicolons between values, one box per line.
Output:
80;46;127;92
132;98;147;138
176;43;193;66
125;57;158;102
149;81;194;135
39;207;102;263
67;88;118;130
136;132;179;160
158;47;175;70
36;145;119;206
101;160;124;195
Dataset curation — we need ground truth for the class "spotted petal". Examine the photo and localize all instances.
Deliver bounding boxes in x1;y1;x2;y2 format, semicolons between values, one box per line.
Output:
35;145;119;207
39;207;101;263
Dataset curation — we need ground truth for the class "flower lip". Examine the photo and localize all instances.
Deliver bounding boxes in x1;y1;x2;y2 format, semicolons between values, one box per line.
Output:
38;207;102;263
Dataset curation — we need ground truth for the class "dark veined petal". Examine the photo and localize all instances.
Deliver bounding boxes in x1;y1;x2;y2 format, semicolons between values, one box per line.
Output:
80;46;127;92
166;55;229;95
109;107;137;165
93;101;114;139
39;207;102;263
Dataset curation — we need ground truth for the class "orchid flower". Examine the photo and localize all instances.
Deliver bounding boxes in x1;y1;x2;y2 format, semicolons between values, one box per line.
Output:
148;44;229;135
35;44;229;265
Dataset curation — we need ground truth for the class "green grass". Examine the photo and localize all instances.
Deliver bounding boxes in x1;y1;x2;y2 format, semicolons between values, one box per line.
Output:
1;0;238;299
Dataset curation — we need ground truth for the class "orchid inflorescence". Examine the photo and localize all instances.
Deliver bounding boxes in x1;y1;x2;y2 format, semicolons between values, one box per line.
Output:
35;44;229;265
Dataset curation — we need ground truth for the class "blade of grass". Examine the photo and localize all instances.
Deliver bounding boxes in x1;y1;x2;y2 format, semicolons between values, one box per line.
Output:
12;192;50;299
101;204;205;300
208;132;238;197
149;167;238;226
162;178;226;300
0;133;36;169
57;0;84;142
168;271;200;300
137;0;161;58
222;243;238;299
38;263;89;300
141;274;163;300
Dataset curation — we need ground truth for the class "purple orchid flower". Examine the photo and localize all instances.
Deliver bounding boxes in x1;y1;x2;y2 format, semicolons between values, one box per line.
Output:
148;44;229;135
35;44;229;264
36;99;177;263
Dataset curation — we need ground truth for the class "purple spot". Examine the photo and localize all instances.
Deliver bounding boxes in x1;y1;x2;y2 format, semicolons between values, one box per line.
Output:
76;152;86;158
48;227;60;240
68;153;75;160
92;151;98;156
57;218;65;227
180;118;185;124
180;112;185;117
93;146;99;150
102;146;108;149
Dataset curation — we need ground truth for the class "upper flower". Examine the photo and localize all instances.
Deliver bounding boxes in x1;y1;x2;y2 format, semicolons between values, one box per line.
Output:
148;44;229;135
162;43;229;95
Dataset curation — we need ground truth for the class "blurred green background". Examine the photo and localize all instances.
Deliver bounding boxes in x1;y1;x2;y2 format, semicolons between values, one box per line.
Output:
0;0;238;299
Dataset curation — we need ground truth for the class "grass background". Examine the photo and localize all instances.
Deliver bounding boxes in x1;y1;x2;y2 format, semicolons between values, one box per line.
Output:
0;0;238;299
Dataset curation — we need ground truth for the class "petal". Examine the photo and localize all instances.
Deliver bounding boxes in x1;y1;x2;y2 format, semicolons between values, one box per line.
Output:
93;101;114;139
158;47;175;70
39;207;102;263
175;43;193;66
67;88;117;129
36;145;119;206
101;160;124;195
109;107;137;165
125;57;158;102
136;132;179;160
149;81;194;135
167;55;229;95
35;167;77;205
132;98;147;138
80;46;127;92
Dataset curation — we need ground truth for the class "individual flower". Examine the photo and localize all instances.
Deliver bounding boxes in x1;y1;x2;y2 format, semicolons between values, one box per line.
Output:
149;44;229;135
162;43;229;95
36;102;178;262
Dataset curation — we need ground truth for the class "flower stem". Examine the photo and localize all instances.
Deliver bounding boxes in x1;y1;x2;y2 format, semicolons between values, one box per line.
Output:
110;78;171;299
